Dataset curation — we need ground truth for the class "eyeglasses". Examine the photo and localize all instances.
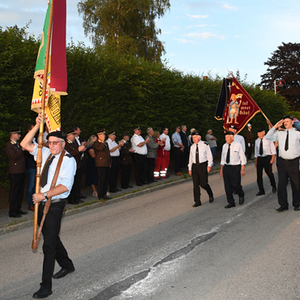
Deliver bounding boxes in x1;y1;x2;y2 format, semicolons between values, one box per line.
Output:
48;141;64;146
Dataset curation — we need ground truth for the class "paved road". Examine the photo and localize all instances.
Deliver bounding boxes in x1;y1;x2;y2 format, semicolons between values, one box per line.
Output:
1;164;299;300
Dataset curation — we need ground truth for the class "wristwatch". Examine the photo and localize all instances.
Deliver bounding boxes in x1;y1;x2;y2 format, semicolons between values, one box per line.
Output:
43;192;48;200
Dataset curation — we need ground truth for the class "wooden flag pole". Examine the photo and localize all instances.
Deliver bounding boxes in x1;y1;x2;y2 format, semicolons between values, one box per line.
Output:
32;0;54;250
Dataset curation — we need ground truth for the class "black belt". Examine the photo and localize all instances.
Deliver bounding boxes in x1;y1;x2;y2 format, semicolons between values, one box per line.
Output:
193;161;207;166
279;157;299;162
40;198;66;205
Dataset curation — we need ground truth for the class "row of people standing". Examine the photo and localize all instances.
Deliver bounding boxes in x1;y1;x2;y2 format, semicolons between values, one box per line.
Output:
88;126;172;201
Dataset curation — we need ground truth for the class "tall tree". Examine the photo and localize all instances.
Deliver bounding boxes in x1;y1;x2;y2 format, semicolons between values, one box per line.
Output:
77;0;170;62
260;42;300;110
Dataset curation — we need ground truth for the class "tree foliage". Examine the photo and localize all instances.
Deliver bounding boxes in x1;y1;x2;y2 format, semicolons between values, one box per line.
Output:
77;0;170;62
260;42;300;110
0;25;289;186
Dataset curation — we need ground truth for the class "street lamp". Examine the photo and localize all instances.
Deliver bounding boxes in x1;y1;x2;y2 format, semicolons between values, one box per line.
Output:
274;79;286;94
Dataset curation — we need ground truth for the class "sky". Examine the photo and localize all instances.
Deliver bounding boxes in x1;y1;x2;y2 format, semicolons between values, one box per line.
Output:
1;0;300;85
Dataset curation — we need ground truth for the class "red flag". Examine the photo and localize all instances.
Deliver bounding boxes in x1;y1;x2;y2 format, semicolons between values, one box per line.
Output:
223;77;261;133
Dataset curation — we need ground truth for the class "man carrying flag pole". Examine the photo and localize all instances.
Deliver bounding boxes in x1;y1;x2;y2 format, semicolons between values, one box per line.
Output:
20;0;75;298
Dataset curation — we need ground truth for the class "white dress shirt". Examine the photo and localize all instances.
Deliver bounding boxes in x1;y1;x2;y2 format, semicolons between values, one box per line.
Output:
131;134;147;155
234;134;246;153
254;137;276;158
188;141;213;170
220;142;247;166
265;127;300;160
31;143;76;201
160;133;171;151
107;138;120;157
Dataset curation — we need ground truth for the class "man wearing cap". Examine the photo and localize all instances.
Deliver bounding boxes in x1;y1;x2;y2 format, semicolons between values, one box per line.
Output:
172;125;184;175
5;127;26;218
64;129;87;204
220;131;247;208
228;124;246;153
93;129;111;200
107;130;124;192
120;132;134;189
246;123;253;160
131;125;150;186
255;128;276;196
188;130;214;207
21;114;76;299
265;115;300;211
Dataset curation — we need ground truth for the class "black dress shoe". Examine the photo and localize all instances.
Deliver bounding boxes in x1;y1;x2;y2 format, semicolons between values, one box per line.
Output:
209;196;214;203
32;286;52;299
256;191;265;196
239;196;245;205
79;194;87;199
276;206;288;212
127;185;133;188
137;183;143;186
225;203;236;209
121;186;128;189
294;206;300;211
78;199;84;203
103;195;111;200
193;203;202;207
9;212;21;218
68;200;79;204
17;209;28;215
53;266;75;279
272;186;277;193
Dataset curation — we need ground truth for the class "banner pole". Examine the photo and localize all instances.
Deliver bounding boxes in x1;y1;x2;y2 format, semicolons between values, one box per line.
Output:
32;0;54;250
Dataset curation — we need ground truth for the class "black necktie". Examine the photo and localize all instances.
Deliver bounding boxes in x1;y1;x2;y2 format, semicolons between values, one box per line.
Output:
226;144;231;164
285;130;289;151
259;139;263;155
41;156;55;188
196;144;199;164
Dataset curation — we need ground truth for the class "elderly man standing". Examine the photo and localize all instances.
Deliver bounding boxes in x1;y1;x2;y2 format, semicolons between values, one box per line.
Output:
93;129;111;200
131;125;150;186
265;115;300;212
188;130;214;207
228;125;246;153
220;131;247;208
205;129;218;157
21;114;76;299
172;125;184;175
107;130;124;192
5;127;26;218
65;129;86;204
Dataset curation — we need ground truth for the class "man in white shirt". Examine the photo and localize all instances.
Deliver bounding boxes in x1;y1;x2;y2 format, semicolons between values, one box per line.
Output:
220;131;247;208
131;125;150;186
228;124;246;153
254;128;276;196
107;131;123;192
160;127;171;178
188;130;214;207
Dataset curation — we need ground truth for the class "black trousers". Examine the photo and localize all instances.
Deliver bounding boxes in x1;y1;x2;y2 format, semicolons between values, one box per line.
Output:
121;164;132;188
38;201;74;290
277;157;300;208
256;156;276;192
246;145;252;160
147;158;155;182
223;165;244;205
192;162;213;205
68;168;81;203
8;173;25;215
174;147;182;173
134;154;147;185
97;166;109;199
109;157;120;191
